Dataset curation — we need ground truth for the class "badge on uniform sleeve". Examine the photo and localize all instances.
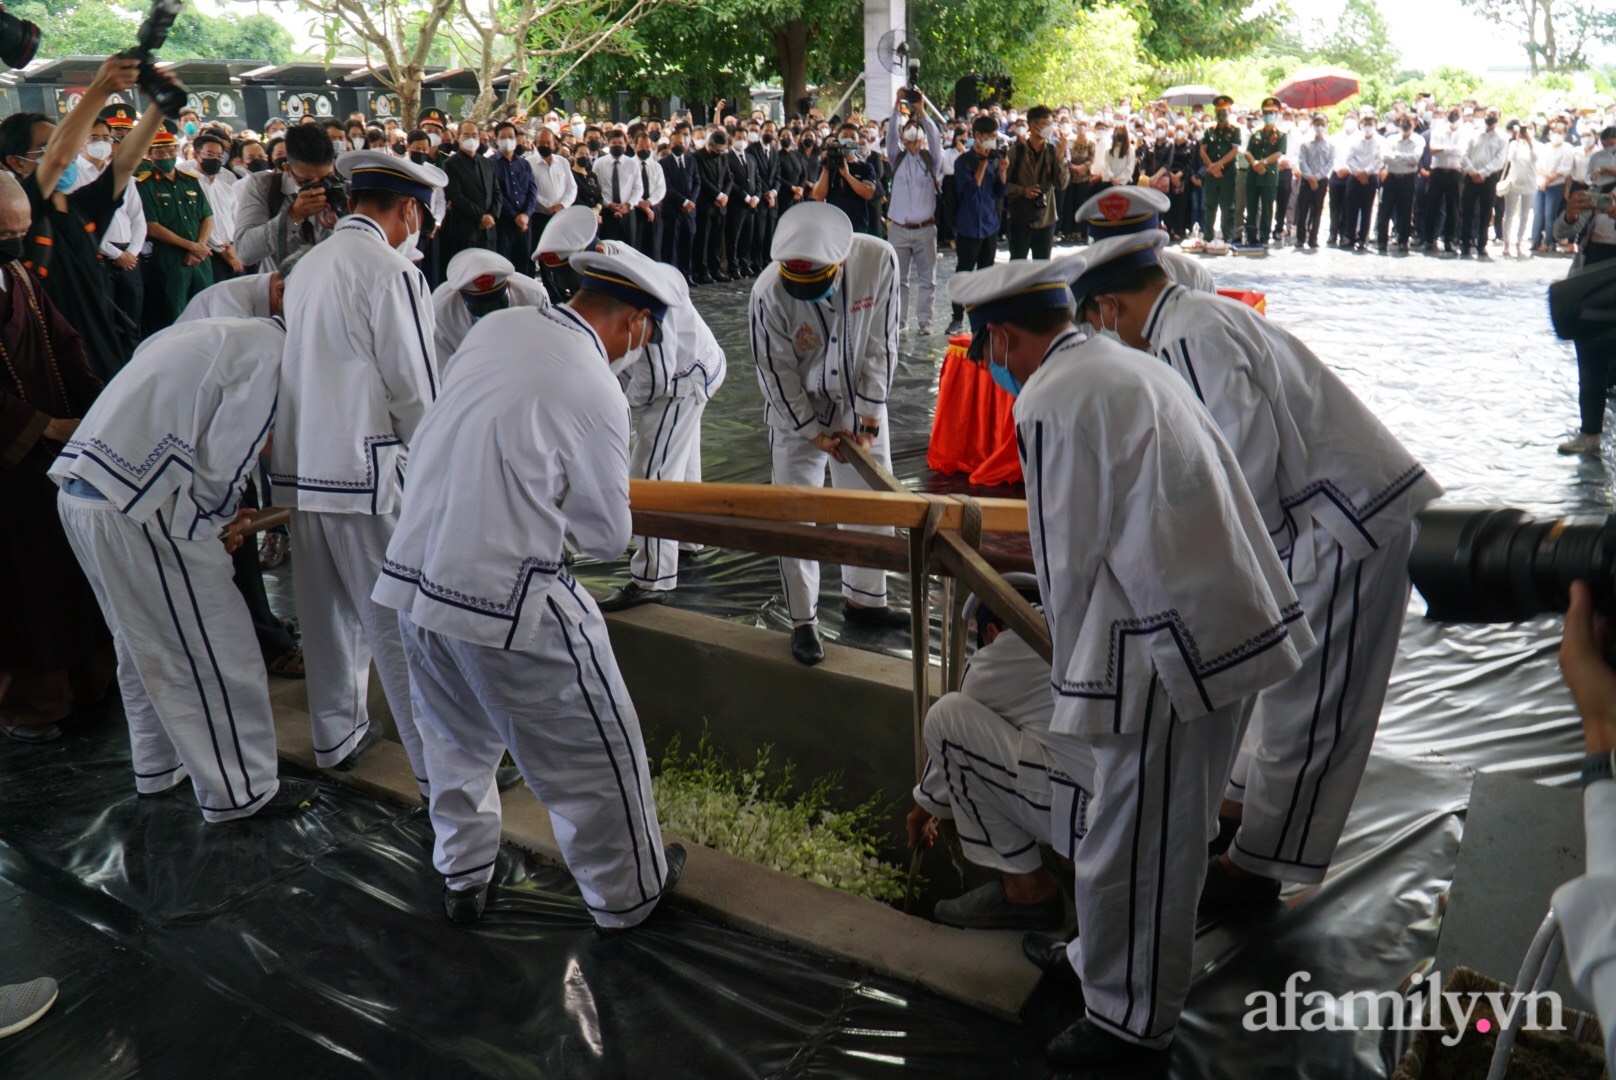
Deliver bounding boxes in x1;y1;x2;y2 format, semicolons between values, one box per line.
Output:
793;322;821;354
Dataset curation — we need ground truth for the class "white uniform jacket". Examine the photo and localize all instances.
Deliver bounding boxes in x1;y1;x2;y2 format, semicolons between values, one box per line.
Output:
1161;249;1215;293
177;273;275;323
618;271;726;407
1143;283;1443;585
430;271;551;373
749;233;900;439
373;305;630;652
1016;330;1311;737
269;214;438;516
48;316;284;541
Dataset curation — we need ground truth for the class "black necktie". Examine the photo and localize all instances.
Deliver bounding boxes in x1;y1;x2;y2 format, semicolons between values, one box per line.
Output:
640;161;649;208
612;161;621;204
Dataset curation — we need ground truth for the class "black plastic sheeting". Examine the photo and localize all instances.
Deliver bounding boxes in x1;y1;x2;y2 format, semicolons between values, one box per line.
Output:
0;246;1598;1078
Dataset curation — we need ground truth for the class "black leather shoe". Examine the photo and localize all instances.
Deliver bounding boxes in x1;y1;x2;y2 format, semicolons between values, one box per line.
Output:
790;625;824;666
444;883;488;924
1021;933;1082;988
713;271;732;283
1207;815;1241;858
496;766;523;793
598;583;667;613
251;778;319;818
1198;854;1282;913
1046;1018;1167;1068
663;842;687;891
841;604;911;631
692;274;713;285
332;725;382;772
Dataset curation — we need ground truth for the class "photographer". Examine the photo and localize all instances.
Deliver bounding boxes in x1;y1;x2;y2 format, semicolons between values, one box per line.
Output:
1553;579;1616;1065
1004;104;1067;260
809;122;878;234
234;124;339;271
886;89;941;334
943;115;1008;336
1553;177;1616;456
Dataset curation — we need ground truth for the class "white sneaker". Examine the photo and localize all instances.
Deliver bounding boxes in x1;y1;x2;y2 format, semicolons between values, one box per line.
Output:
1559;432;1601;455
0;977;57;1038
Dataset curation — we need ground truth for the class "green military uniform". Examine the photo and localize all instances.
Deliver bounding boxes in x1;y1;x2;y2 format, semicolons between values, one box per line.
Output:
1244;98;1288;245
137;145;214;331
1201;98;1241;241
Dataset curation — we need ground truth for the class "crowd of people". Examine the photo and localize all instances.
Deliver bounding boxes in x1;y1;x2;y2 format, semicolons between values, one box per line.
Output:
7;49;1616;1071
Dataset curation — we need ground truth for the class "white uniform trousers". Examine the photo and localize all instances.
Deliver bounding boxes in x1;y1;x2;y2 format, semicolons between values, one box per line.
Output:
1225;524;1414;884
398;577;670;928
58;491;281;822
1066;682;1248;1049
889;222;938;331
913;692;1092;874
769;411;893;625
628;395;706;591
290;509;428;790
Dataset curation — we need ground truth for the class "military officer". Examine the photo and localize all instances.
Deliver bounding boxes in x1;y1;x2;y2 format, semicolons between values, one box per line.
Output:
137;119;213;333
1199;95;1242;243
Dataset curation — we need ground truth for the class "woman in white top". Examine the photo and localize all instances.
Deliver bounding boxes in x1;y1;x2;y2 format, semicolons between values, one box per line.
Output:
1568;130;1598;197
1500;121;1538;258
1533;123;1576;252
1095;127;1136;188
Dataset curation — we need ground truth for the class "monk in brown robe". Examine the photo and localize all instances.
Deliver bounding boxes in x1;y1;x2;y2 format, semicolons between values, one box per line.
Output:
0;170;108;740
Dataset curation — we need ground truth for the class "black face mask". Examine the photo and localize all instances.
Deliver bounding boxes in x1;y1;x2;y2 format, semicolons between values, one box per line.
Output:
671;146;684;156
391;142;407;156
1401;122;1414;133
0;237;23;264
247;159;272;172
635;148;650;160
538;145;553;158
762;135;775;145
587;139;602;153
409;151;428;165
609;145;625;158
1485;117;1498;128
199;158;222;176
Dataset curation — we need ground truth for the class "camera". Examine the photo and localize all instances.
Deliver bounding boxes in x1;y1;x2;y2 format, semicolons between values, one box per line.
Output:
1408;506;1616;621
117;0;189;119
1593;193;1616;211
823;142;844;165
312;174;349;217
0;4;40;70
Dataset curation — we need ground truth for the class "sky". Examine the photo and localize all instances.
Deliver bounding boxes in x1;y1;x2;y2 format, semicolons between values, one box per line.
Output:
1286;0;1615;73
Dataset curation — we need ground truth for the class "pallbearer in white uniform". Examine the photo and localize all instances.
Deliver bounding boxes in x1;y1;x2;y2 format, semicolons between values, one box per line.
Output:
1070;233;1443;910
176;247;303;323
531;206;728;614
946;256;1310;1067
748;202;908;666
430;247;550;375
269;149;446;791
908;576;1096;932
375;248;686;927
1073;185;1216;293
50;317;317;821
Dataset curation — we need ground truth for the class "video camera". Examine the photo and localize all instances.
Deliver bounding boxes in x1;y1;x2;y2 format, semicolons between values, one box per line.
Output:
0;3;39;70
116;0;189;119
1409;507;1616;621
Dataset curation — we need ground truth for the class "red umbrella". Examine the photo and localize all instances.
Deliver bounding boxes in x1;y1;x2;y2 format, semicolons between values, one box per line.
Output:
1273;66;1361;110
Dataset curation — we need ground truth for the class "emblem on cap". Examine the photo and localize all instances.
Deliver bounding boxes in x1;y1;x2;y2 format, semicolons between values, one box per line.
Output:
1098;193;1131;221
472;273;498;292
783;259;815;275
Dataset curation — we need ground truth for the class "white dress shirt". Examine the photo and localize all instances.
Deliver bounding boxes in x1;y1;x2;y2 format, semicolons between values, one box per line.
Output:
1428;122;1467;169
1344;133;1385;174
1462;130;1508;176
181;164;238;254
592;152;644;207
1382;134;1425;175
1538;140;1577;185
525;150;578;211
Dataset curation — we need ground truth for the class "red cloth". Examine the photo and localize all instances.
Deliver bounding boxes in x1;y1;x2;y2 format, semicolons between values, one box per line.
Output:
927;336;1023;487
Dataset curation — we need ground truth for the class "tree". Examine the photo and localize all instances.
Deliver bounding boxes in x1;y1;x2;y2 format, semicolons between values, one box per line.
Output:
296;0;460;127
1458;0;1616;74
444;0;664;122
1010;4;1149;108
10;0;292;63
1121;0;1285;67
1316;0;1398;76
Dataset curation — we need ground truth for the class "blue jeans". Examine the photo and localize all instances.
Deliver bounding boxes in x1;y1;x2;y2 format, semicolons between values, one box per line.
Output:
1532;187;1565;248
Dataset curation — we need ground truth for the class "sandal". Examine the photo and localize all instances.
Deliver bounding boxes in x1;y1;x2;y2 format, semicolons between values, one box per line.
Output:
267;645;305;679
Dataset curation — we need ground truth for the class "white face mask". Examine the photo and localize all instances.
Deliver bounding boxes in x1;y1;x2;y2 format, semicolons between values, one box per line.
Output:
84;140;111;161
571;122;586;138
746;131;760;143
902;125;922;144
692;137;706;150
460;137;480;154
1551;133;1565;145
332;139;347;154
426;132;441;148
398;202;421;255
498;138;516;153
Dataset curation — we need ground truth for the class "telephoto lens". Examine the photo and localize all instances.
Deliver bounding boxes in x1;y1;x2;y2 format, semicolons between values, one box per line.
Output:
1408;506;1616;622
0;5;40;70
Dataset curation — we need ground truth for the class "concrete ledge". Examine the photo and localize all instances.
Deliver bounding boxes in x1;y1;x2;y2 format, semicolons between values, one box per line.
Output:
267;684;1042;1020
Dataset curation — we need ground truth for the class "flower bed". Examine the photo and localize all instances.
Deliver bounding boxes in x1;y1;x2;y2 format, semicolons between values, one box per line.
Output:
651;729;909;903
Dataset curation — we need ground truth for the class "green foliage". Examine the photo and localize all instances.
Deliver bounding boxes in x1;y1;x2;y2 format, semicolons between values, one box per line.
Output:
1121;0;1287;66
652;727;908;903
1315;0;1398;77
13;0;293;64
1010;5;1150;110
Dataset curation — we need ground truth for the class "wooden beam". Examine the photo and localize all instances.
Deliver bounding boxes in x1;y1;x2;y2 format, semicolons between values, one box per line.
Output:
629;480;1030;534
631;511;1037;576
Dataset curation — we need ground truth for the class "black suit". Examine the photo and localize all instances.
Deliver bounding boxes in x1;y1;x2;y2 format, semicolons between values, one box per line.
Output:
747;141;782;268
725;149;759;274
661;149;700;276
440;150;501;271
779;149;809;218
694;148;735;279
